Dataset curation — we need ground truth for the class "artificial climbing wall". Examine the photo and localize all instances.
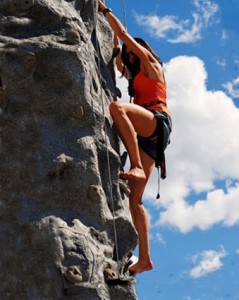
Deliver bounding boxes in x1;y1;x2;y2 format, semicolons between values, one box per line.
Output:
0;0;138;299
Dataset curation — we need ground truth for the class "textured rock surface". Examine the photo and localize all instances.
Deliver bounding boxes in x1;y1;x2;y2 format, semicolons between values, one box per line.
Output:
0;0;138;299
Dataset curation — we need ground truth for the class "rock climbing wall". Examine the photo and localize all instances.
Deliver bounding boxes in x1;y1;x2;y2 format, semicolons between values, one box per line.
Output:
0;0;138;299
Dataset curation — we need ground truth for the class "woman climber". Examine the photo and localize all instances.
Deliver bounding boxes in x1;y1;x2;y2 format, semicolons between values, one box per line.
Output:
98;0;172;274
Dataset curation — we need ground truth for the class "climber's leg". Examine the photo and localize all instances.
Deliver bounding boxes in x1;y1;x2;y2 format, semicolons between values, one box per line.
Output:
128;148;154;274
109;101;157;182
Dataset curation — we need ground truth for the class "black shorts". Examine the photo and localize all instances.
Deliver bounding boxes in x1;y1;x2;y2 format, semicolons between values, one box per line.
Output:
137;110;172;162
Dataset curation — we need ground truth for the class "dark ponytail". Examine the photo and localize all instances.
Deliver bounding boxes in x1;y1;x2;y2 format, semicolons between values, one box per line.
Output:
121;37;162;97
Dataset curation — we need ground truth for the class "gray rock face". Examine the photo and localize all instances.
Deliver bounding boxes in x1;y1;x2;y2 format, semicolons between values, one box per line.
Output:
0;1;138;299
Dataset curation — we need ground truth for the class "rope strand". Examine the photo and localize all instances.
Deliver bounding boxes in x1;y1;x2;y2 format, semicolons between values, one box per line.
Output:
122;0;127;29
95;7;120;277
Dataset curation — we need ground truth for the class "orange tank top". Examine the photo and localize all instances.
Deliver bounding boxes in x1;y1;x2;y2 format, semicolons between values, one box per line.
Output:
133;71;167;110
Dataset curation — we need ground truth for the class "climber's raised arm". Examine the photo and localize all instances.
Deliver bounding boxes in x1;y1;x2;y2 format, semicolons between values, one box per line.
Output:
98;0;164;82
98;1;154;66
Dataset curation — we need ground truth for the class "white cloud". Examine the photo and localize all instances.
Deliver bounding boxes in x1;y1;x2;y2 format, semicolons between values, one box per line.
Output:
221;29;228;40
133;0;219;43
216;58;226;69
223;76;239;99
158;183;239;233
188;246;227;279
193;0;218;25
150;232;166;245
155;56;239;233
234;57;239;66
115;55;239;234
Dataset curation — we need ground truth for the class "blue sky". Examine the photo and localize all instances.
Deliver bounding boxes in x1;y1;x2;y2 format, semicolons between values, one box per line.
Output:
104;0;239;299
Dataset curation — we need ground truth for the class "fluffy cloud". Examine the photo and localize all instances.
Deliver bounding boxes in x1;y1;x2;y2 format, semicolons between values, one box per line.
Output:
188;246;227;279
155;56;239;233
115;55;239;234
133;0;219;43
150;232;166;245
158;183;239;233
223;76;239;99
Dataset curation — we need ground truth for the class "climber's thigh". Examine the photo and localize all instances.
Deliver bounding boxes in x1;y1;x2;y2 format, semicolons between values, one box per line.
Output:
110;101;157;138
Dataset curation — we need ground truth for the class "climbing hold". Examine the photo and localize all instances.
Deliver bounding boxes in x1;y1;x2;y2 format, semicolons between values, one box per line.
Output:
48;154;74;179
116;87;122;98
69;106;84;121
20;0;34;11
112;46;120;59
66;30;81;44
9;1;18;12
103;267;118;281
53;154;74;164
119;179;130;197
88;185;103;201
120;151;128;169
65;266;83;284
104;266;135;283
8;0;34;12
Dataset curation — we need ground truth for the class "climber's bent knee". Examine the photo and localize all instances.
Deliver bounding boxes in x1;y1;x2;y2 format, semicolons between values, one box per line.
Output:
109;101;126;117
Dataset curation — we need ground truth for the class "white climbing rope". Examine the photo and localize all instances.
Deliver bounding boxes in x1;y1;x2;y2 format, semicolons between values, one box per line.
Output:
122;0;127;29
94;4;121;278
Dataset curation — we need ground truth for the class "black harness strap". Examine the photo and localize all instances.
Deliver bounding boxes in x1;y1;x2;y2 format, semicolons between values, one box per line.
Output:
137;107;172;199
142;100;165;109
155;115;166;179
154;113;167;199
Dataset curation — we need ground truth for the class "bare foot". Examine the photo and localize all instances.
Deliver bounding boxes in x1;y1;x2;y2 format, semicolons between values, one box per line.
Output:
120;167;146;181
129;260;153;274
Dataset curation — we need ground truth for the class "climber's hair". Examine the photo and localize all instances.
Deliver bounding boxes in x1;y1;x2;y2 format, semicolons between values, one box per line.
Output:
121;37;162;96
121;37;161;74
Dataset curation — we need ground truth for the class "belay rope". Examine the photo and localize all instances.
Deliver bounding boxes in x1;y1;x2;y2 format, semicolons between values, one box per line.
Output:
122;0;127;29
95;0;130;279
94;1;125;278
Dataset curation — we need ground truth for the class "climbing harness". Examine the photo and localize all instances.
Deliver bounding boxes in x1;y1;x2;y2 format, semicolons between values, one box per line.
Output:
137;109;172;198
154;111;171;199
